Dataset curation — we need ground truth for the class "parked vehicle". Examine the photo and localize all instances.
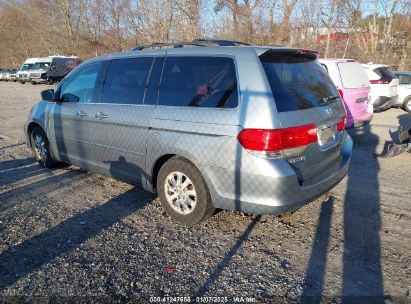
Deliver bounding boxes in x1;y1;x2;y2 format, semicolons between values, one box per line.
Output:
24;40;353;225
17;58;41;84
392;71;411;112
362;63;399;111
30;56;79;84
319;59;373;128
0;69;6;80
9;69;18;82
2;68;18;81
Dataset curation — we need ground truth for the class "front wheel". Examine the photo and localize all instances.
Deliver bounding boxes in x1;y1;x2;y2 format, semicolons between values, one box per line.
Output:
403;97;411;113
158;157;215;225
30;126;60;168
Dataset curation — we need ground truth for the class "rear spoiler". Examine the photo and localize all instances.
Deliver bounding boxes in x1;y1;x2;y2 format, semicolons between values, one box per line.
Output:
260;48;319;61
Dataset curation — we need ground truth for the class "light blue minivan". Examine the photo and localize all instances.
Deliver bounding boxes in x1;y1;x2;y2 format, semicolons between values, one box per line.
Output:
25;40;352;225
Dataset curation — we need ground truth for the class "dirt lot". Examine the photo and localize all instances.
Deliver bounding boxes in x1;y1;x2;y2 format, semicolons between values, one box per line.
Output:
0;81;410;303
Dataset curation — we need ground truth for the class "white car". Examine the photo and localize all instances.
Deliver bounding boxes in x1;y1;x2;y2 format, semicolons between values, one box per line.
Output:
362;63;399;111
393;71;411;112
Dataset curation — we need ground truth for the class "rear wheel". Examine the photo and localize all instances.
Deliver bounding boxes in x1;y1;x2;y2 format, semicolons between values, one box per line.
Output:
157;157;215;225
403;97;411;113
30;126;59;168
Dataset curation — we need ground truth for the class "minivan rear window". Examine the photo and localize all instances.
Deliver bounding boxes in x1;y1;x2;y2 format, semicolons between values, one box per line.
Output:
158;57;238;108
260;51;339;112
337;61;370;89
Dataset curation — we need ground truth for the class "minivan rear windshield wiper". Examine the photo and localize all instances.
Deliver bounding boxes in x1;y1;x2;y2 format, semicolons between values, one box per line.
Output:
320;95;339;104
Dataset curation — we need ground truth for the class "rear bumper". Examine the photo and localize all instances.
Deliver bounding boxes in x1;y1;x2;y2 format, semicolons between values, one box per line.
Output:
200;132;352;215
346;111;373;128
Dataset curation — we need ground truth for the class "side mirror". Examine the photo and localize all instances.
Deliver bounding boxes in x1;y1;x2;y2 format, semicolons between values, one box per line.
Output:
41;89;55;101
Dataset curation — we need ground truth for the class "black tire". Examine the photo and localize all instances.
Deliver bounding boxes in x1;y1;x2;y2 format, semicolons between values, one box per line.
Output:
30;126;59;168
47;77;54;85
157;157;215;225
402;97;411;113
21;81;25;84
31;81;36;85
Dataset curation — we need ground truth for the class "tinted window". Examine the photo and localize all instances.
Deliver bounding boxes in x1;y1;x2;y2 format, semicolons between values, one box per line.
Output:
338;61;369;89
261;52;339;112
60;62;102;103
396;73;411;85
158;57;238;108
374;67;396;80
101;57;153;105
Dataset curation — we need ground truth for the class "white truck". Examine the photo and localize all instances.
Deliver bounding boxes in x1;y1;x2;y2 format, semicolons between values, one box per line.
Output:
16;58;41;84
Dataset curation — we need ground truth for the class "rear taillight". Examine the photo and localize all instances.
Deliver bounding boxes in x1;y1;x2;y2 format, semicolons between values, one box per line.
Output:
337;115;347;132
237;124;318;158
338;89;344;101
370;78;391;84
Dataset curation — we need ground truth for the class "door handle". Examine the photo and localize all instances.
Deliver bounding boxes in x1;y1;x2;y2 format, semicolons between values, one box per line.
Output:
76;111;88;117
95;112;108;119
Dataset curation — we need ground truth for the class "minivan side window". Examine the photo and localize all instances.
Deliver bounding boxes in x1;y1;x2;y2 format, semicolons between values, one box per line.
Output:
158;57;238;108
101;57;154;105
397;74;411;85
60;62;102;103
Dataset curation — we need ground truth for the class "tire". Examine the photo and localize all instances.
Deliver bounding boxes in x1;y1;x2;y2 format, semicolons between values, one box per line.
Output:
403;97;411;113
30;126;59;168
157;157;215;225
21;81;25;84
31;81;36;85
47;77;54;85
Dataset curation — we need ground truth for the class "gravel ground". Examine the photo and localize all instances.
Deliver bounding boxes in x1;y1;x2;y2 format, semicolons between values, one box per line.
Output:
0;81;410;303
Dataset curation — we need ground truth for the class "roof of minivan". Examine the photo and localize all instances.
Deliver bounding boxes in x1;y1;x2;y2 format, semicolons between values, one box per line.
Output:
84;45;306;63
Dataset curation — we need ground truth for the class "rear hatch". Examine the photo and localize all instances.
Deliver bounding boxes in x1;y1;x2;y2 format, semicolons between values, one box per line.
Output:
336;61;370;119
260;49;346;185
373;66;399;97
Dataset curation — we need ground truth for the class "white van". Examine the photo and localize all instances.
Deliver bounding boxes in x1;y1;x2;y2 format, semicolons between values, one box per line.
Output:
17;58;41;84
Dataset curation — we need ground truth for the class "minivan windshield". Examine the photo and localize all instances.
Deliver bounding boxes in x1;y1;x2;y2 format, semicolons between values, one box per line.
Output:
32;62;50;70
338;61;370;89
20;64;33;71
260;51;339;112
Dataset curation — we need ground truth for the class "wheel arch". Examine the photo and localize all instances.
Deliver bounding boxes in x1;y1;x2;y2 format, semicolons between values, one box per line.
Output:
27;121;42;138
151;154;202;190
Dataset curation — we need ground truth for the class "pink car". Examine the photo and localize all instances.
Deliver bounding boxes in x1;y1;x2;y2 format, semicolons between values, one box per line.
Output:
319;59;373;128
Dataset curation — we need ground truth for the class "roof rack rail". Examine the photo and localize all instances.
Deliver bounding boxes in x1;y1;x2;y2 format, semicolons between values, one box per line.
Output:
131;41;207;51
192;38;251;46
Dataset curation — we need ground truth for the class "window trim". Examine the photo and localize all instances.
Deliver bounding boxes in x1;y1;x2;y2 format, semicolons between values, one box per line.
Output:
156;54;240;110
94;56;156;106
55;61;104;103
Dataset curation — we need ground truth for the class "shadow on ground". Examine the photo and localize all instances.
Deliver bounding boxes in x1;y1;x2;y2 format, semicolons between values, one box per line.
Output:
301;123;384;304
0;187;153;291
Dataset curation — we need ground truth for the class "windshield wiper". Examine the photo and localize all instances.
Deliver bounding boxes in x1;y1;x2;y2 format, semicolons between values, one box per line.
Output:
321;95;339;104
